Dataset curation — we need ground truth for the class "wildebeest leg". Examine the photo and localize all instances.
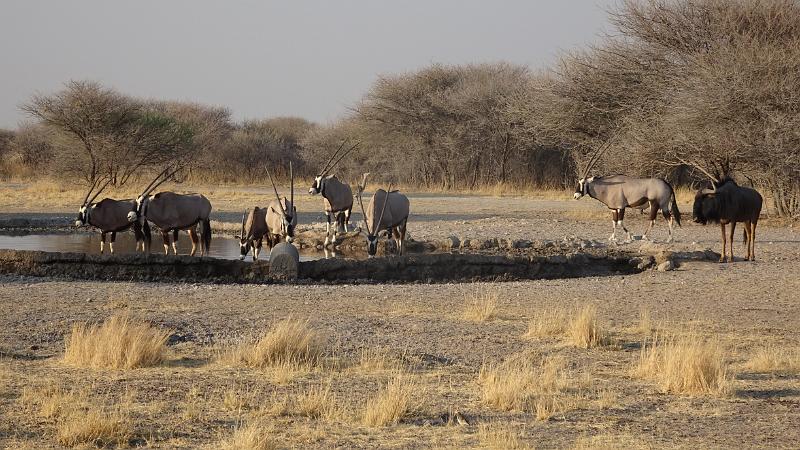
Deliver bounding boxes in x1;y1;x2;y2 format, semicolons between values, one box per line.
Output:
109;232;116;254
750;220;758;261
162;231;171;255
188;228;199;256
728;222;736;263
100;232;106;254
324;211;332;247
172;229;180;255
719;224;726;263
743;222;752;261
617;209;632;243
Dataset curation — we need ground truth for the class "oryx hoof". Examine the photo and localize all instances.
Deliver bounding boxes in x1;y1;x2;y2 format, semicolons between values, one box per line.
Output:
718;257;727;263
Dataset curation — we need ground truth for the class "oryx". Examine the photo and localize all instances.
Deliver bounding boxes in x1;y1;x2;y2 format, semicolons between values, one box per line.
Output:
265;163;297;246
75;177;144;254
238;207;268;261
692;177;762;263
573;141;681;243
355;173;410;257
126;168;213;256
308;140;359;246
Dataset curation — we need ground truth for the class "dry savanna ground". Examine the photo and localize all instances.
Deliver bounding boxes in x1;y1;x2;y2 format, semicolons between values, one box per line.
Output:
1;181;799;449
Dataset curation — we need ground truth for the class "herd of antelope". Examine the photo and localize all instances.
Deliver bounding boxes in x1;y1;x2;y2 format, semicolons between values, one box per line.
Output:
75;140;763;264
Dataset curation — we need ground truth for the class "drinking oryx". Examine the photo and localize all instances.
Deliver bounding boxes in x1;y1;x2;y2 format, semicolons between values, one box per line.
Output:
237;207;268;261
265;163;297;246
126;168;212;256
308;140;359;246
573;141;681;243
692;177;762;263
355;173;410;257
75;177;144;254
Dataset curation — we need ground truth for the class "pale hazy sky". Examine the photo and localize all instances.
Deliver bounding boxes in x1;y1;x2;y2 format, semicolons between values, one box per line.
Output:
0;1;616;128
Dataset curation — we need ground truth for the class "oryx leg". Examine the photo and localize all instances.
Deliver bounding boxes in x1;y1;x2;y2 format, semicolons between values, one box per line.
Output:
254;237;263;261
172;229;180;255
728;222;736;263
642;201;658;241
324;211;333;246
343;208;352;233
109;232;116;254
100;232;106;254
188;228;199;257
609;210;618;242
616;208;632;243
396;219;408;255
161;231;171;255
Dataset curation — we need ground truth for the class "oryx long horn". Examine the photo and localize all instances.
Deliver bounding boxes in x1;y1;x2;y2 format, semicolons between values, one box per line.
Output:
324;142;360;177
318;138;349;176
289;161;294;214
265;166;287;216
81;178;100;206
139;166;170;197
87;177;112;205
356;180;371;235
241;211;247;237
149;166;182;196
375;184;392;236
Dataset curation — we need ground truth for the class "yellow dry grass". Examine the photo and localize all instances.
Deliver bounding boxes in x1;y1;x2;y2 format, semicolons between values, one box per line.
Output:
352;347;407;373
217;421;276;450
744;345;800;374
56;407;132;448
634;335;731;396
573;433;652;449
524;308;568;338
294;384;337;420
63;314;169;369
462;290;499;322
225;319;323;369
478;423;531;449
362;376;414;427
478;353;571;413
568;305;606;349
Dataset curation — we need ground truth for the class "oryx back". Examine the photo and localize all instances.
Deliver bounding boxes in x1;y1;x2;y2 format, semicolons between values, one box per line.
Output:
322;176;353;213
147;192;212;230
91;198;139;232
366;190;410;232
245;207;269;240
588;175;672;210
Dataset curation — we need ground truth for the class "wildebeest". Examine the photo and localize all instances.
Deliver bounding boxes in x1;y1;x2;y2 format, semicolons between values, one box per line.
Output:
238;208;268;261
573;141;681;242
127;168;212;256
75;178;144;254
692;178;763;263
265;164;297;246
356;174;410;257
308;140;359;246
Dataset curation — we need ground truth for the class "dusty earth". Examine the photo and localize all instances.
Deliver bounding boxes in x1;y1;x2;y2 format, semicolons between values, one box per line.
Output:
1;190;799;449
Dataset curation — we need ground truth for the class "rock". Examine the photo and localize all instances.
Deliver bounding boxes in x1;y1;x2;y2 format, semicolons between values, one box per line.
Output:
512;239;532;249
443;236;460;250
269;242;300;280
657;260;675;272
630;255;655;270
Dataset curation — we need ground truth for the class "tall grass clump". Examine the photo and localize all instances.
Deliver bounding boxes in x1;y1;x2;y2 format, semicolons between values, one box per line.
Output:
478;423;531;449
56;408;132;448
568;305;605;349
63;314;169;369
478;353;570;413
524;308;567;339
229;319;323;369
744;346;800;374
634;335;730;396
217;421;276;450
462;289;499;322
362;376;414;426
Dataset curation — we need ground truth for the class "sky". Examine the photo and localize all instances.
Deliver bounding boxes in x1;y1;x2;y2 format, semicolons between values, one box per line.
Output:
0;1;616;128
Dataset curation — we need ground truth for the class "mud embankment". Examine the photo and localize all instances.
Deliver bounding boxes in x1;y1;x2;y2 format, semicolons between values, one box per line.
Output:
0;249;641;284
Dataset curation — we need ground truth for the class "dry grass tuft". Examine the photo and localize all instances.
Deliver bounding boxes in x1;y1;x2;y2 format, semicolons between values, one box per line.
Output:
63;314;169;369
635;335;730;396
478;423;531;449
294;384;337;420
462;290;499;322
217;421;276;450
635;309;655;335
568;305;606;349
56;408;132;448
362;376;414;427
573;433;652;449
353;347;407;373
226;319;323;369
744;345;800;374
524;308;568;338
478;353;571;413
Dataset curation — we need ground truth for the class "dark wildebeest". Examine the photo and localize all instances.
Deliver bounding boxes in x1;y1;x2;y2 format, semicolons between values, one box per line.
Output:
692;178;763;263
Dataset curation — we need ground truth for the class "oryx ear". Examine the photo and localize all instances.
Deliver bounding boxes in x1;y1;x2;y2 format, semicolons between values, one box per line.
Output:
587;176;595;182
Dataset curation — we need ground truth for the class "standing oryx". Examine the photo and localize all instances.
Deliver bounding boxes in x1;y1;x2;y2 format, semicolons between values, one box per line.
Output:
356;173;410;257
308;140;359;246
238;207;268;261
75;177;144;254
573;141;681;243
126;168;212;256
265;163;297;246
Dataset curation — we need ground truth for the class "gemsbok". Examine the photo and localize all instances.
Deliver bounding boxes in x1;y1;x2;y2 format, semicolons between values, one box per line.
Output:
573;140;681;243
308;140;359;246
692;177;762;263
355;173;410;257
265;163;297;246
238;207;268;261
75;177;144;254
126;168;212;256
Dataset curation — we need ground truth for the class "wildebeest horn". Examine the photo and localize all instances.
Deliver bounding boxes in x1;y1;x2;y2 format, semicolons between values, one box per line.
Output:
241;211;247;238
265;166;287;217
375;184;392;237
701;188;716;195
322;141;360;177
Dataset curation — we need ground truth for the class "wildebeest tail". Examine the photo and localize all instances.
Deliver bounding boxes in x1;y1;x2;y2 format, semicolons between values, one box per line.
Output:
201;218;211;252
665;180;681;227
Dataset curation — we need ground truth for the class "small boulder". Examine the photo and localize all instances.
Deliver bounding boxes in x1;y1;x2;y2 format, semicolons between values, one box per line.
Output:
269;242;300;280
443;236;460;250
657;260;675;272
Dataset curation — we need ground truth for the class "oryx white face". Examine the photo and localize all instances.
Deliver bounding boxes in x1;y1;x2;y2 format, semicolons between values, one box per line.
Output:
309;176;323;195
239;238;251;260
76;205;89;227
366;234;379;257
573;177;594;200
283;215;295;243
128;195;146;223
